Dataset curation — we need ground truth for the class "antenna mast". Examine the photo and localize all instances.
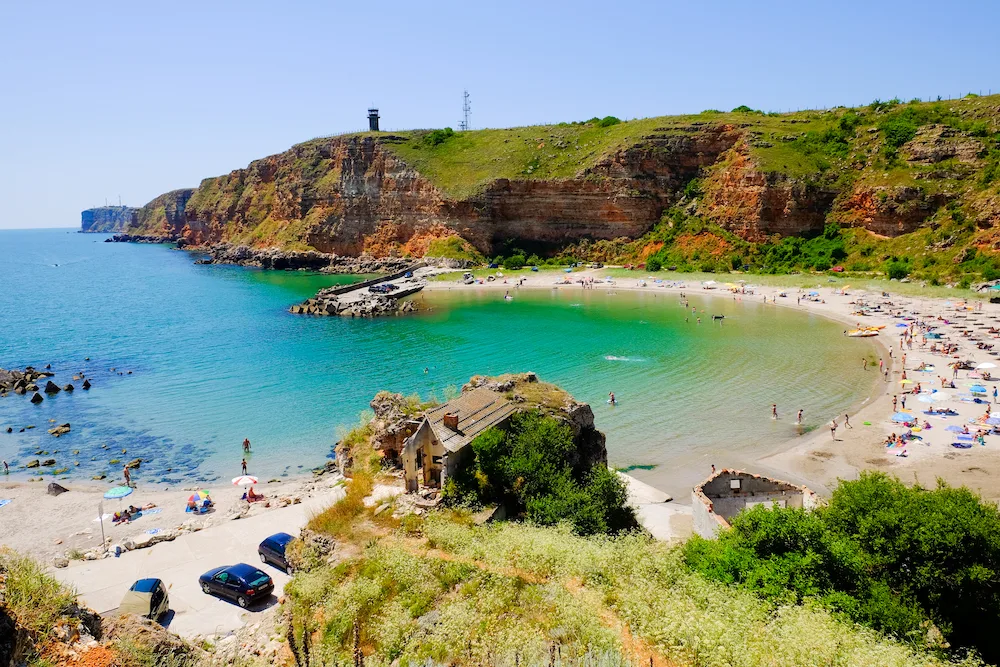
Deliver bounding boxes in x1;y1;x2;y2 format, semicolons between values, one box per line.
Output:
459;89;471;131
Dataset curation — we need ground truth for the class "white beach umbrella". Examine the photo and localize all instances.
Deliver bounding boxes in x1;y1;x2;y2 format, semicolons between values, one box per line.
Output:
976;362;997;369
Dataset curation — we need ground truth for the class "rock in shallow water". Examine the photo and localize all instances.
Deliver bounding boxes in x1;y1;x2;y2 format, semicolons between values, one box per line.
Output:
30;392;43;404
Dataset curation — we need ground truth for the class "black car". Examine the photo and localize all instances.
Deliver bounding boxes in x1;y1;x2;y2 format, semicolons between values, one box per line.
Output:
198;563;273;608
258;532;295;574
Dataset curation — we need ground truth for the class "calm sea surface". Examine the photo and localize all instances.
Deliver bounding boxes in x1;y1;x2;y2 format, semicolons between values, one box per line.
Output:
0;229;878;496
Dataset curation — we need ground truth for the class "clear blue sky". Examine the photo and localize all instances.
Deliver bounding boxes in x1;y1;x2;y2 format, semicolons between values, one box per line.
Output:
1;0;997;229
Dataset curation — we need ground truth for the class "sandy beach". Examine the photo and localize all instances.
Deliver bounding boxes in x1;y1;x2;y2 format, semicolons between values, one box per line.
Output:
424;268;1000;502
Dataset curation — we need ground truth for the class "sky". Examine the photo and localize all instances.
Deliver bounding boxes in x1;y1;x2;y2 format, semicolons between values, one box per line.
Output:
1;0;997;229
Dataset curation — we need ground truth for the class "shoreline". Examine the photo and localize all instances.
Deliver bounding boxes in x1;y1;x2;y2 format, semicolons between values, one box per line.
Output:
421;269;1000;502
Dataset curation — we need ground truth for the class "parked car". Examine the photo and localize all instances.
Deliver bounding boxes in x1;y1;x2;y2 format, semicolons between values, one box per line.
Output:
119;578;169;620
258;532;296;574
198;563;273;608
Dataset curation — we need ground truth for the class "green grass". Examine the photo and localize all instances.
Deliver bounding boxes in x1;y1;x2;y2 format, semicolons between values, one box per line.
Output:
0;548;76;640
284;512;980;667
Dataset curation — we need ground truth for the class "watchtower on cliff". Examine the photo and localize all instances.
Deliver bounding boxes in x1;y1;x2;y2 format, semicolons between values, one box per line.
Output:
368;108;380;132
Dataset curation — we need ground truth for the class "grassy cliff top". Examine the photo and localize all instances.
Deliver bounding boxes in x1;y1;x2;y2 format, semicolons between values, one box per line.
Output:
304;94;999;199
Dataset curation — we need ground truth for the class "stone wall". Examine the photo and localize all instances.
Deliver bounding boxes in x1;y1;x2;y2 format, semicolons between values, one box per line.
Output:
692;468;818;539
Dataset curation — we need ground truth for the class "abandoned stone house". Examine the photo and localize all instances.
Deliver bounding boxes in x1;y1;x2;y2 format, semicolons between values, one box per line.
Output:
692;468;818;538
401;386;518;493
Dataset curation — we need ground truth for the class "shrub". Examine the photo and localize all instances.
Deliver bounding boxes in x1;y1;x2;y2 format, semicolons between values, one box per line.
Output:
885;260;910;280
881;116;918;149
449;411;636;535
731;105;762;114
424;127;455;146
645;257;662;272
685;472;1000;661
502;254;526;270
597;116;621;127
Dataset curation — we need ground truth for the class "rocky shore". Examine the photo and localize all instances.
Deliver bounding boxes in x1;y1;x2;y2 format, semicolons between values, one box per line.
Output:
105;233;179;244
290;290;420;317
194;243;416;274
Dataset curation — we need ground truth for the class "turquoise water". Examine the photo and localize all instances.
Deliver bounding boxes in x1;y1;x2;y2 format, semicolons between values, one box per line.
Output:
0;229;878;496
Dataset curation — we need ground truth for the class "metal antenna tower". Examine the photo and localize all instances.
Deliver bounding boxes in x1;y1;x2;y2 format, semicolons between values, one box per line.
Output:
459;89;471;131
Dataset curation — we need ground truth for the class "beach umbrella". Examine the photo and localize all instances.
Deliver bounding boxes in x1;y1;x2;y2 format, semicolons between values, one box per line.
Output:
986;417;1000;426
891;412;914;422
976;362;997;369
899;379;913;385
808;291;820;296
232;475;258;487
187;490;211;504
895;323;908;328
103;486;133;500
970;384;988;393
918;393;950;403
946;425;966;433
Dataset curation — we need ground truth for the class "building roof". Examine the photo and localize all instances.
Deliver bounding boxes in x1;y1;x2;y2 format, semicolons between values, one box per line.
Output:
425;386;517;453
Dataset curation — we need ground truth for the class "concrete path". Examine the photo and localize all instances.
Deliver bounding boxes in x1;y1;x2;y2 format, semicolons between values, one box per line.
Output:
53;487;344;639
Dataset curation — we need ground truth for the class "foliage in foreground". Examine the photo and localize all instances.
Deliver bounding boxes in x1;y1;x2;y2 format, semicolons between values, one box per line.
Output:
442;411;635;535
684;472;1000;662
285;511;980;667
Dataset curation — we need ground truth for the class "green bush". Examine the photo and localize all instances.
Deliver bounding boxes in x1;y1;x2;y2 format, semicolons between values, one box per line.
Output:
502;254;526;270
685;472;1000;661
881;116;918;149
885;260;910;280
447;411;635;535
645;257;662;271
424;127;455;146
597;116;621;127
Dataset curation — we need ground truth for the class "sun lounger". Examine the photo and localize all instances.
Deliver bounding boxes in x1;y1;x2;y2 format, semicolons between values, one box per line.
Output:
952;442;973;449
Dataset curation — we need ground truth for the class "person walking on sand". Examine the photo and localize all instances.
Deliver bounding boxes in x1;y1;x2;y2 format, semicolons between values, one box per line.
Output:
901;395;907;410
863;358;868;371
892;395;898;411
243;438;251;453
879;358;884;372
994;386;997;404
831;418;838;440
123;464;131;487
772;404;778;420
711;464;716;474
241;458;248;475
844;413;853;429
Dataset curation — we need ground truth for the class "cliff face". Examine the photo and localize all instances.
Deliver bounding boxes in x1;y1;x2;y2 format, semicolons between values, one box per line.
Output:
133;126;739;255
132;95;1000;257
80;206;137;232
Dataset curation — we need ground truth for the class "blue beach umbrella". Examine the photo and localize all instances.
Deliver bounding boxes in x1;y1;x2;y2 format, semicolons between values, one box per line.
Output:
104;486;133;500
891;412;914;422
946;425;966;433
970;385;988;393
987;417;1000;426
896;323;908;328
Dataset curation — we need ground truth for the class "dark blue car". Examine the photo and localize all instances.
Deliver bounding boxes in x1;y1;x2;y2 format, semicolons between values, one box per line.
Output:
258;532;296;574
198;563;273;608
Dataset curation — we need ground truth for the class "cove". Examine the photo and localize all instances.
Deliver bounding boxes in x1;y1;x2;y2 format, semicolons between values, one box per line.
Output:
0;229;878;497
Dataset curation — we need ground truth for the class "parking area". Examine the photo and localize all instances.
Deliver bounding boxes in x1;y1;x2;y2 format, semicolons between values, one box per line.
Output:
53;487;344;638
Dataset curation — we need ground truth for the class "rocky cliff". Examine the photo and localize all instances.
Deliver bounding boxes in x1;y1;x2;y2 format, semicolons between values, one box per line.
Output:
130;95;1000;272
80;206;137;232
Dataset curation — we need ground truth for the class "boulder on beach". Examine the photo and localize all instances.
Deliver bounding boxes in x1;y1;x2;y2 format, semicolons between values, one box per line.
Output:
30;392;43;404
44;380;61;393
47;482;69;496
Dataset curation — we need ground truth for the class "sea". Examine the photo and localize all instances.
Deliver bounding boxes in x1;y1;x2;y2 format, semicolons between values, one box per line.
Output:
0;228;878;497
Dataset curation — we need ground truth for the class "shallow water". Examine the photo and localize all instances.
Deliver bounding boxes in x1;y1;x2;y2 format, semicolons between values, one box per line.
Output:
0;229;878;495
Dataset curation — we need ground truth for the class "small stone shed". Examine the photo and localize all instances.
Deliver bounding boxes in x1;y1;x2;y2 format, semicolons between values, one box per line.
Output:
401;386;518;493
692;468;818;538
